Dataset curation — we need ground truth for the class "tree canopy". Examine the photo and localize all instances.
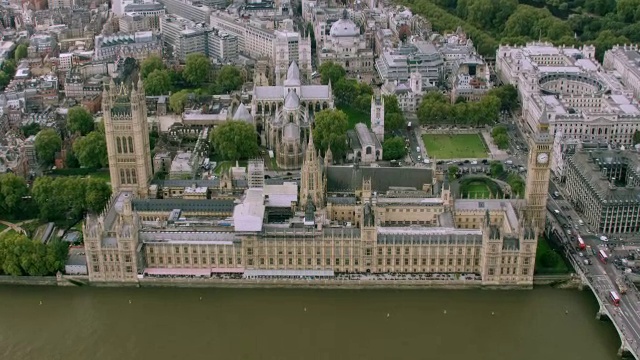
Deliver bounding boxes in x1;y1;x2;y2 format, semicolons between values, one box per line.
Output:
382;137;406;160
0;173;29;217
183;53;211;87
144;69;171;95
210;121;260;160
313;109;349;160
382;95;405;133
417;92;500;126
67;106;94;136
401;0;640;60
318;61;346;86
14;44;27;61
633;131;640;146
72;131;108;169
140;55;164;79
0;232;69;276
169;90;190;113
213;65;244;93
35;128;62;165
31;176;111;221
491;125;509;149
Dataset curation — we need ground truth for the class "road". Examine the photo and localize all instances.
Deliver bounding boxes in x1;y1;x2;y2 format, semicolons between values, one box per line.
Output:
547;185;640;357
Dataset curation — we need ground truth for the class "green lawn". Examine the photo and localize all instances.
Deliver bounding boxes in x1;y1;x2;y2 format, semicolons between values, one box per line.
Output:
422;133;488;159
86;170;111;183
462;182;491;198
0;223;7;232
535;236;570;274
337;104;369;129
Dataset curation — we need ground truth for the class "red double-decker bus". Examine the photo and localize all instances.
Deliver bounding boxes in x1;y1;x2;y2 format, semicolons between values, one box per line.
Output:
577;236;586;250
598;250;608;263
610;291;621;306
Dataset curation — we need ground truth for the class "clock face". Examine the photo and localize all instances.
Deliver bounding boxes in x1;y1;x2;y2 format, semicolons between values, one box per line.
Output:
537;152;549;164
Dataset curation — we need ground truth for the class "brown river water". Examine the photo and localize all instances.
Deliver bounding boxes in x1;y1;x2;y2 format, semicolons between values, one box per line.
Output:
0;286;621;360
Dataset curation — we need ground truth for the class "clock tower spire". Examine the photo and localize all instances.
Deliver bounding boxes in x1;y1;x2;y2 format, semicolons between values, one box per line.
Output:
524;129;553;233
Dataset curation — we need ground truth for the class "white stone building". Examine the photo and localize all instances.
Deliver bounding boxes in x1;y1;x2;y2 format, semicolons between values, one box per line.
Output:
603;44;640;100
381;71;423;113
497;42;640;148
317;9;374;78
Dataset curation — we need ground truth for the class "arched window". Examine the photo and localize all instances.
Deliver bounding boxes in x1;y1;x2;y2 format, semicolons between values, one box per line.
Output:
122;138;128;153
128;137;134;153
120;169;126;184
131;169;137;184
125;169;131;184
116;137;122;153
366;146;372;155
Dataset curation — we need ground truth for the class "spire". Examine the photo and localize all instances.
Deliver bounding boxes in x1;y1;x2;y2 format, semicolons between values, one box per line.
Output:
137;75;144;93
305;131;316;161
324;145;333;166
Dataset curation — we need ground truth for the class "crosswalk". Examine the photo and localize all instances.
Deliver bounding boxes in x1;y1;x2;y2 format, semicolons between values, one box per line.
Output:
591;275;615;293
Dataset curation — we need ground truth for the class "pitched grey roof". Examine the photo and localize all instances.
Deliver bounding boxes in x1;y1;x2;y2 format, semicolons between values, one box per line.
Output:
284;61;301;86
284;90;300;109
326;165;433;192
132;199;235;213
233;103;253;123
355;123;375;147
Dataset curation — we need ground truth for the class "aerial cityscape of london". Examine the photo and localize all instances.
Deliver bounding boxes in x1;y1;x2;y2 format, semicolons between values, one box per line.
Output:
0;0;639;358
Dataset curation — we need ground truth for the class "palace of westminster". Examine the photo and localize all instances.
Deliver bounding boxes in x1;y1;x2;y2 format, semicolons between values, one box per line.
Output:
83;74;554;287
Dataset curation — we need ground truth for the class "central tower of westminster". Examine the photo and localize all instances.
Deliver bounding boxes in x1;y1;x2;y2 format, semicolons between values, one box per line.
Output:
102;77;152;198
84;72;553;287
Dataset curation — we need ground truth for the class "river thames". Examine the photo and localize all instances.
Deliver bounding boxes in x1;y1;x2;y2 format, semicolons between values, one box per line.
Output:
0;286;621;360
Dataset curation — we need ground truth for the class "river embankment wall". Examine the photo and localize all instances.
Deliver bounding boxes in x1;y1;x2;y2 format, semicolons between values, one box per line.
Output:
0;274;574;290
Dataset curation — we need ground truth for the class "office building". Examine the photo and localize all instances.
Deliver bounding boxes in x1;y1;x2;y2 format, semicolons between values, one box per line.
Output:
565;149;640;234
603;44;640;100
376;40;444;90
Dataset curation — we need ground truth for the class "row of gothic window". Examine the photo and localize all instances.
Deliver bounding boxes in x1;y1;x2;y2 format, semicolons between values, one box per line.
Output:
120;168;138;185
116;136;135;154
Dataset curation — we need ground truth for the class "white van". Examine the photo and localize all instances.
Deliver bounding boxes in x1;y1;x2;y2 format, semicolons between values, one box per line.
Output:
578;219;584;226
416;146;420;152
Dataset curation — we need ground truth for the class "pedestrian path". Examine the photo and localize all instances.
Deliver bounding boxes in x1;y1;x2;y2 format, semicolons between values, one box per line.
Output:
0;220;29;235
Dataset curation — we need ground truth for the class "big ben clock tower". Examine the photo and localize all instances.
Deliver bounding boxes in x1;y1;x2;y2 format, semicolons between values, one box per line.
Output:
524;126;554;233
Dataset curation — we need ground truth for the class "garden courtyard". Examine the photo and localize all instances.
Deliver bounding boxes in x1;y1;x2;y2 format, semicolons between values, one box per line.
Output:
422;133;488;159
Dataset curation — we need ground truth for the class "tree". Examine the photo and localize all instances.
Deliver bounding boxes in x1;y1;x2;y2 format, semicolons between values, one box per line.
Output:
169;90;190;113
35;128;62;165
215;65;244;93
0;232;69;276
20;123;41;137
211;121;260;160
617;0;640;23
382;95;405;133
84;178;112;214
398;24;411;42
494;133;509;149
487;84;519;112
0;72;9;90
633;130;640;145
507;173;525;197
539;249;561;269
140;55;164;79
318;61;346;85
491;125;509;148
448;165;459;181
489;161;504;177
144;69;171;95
312;109;349;160
382;137;406;160
72;131;108;169
0;173;29;217
121;57;138;80
2;59;16;76
14;44;27;61
67;106;94;135
183;53;211;86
